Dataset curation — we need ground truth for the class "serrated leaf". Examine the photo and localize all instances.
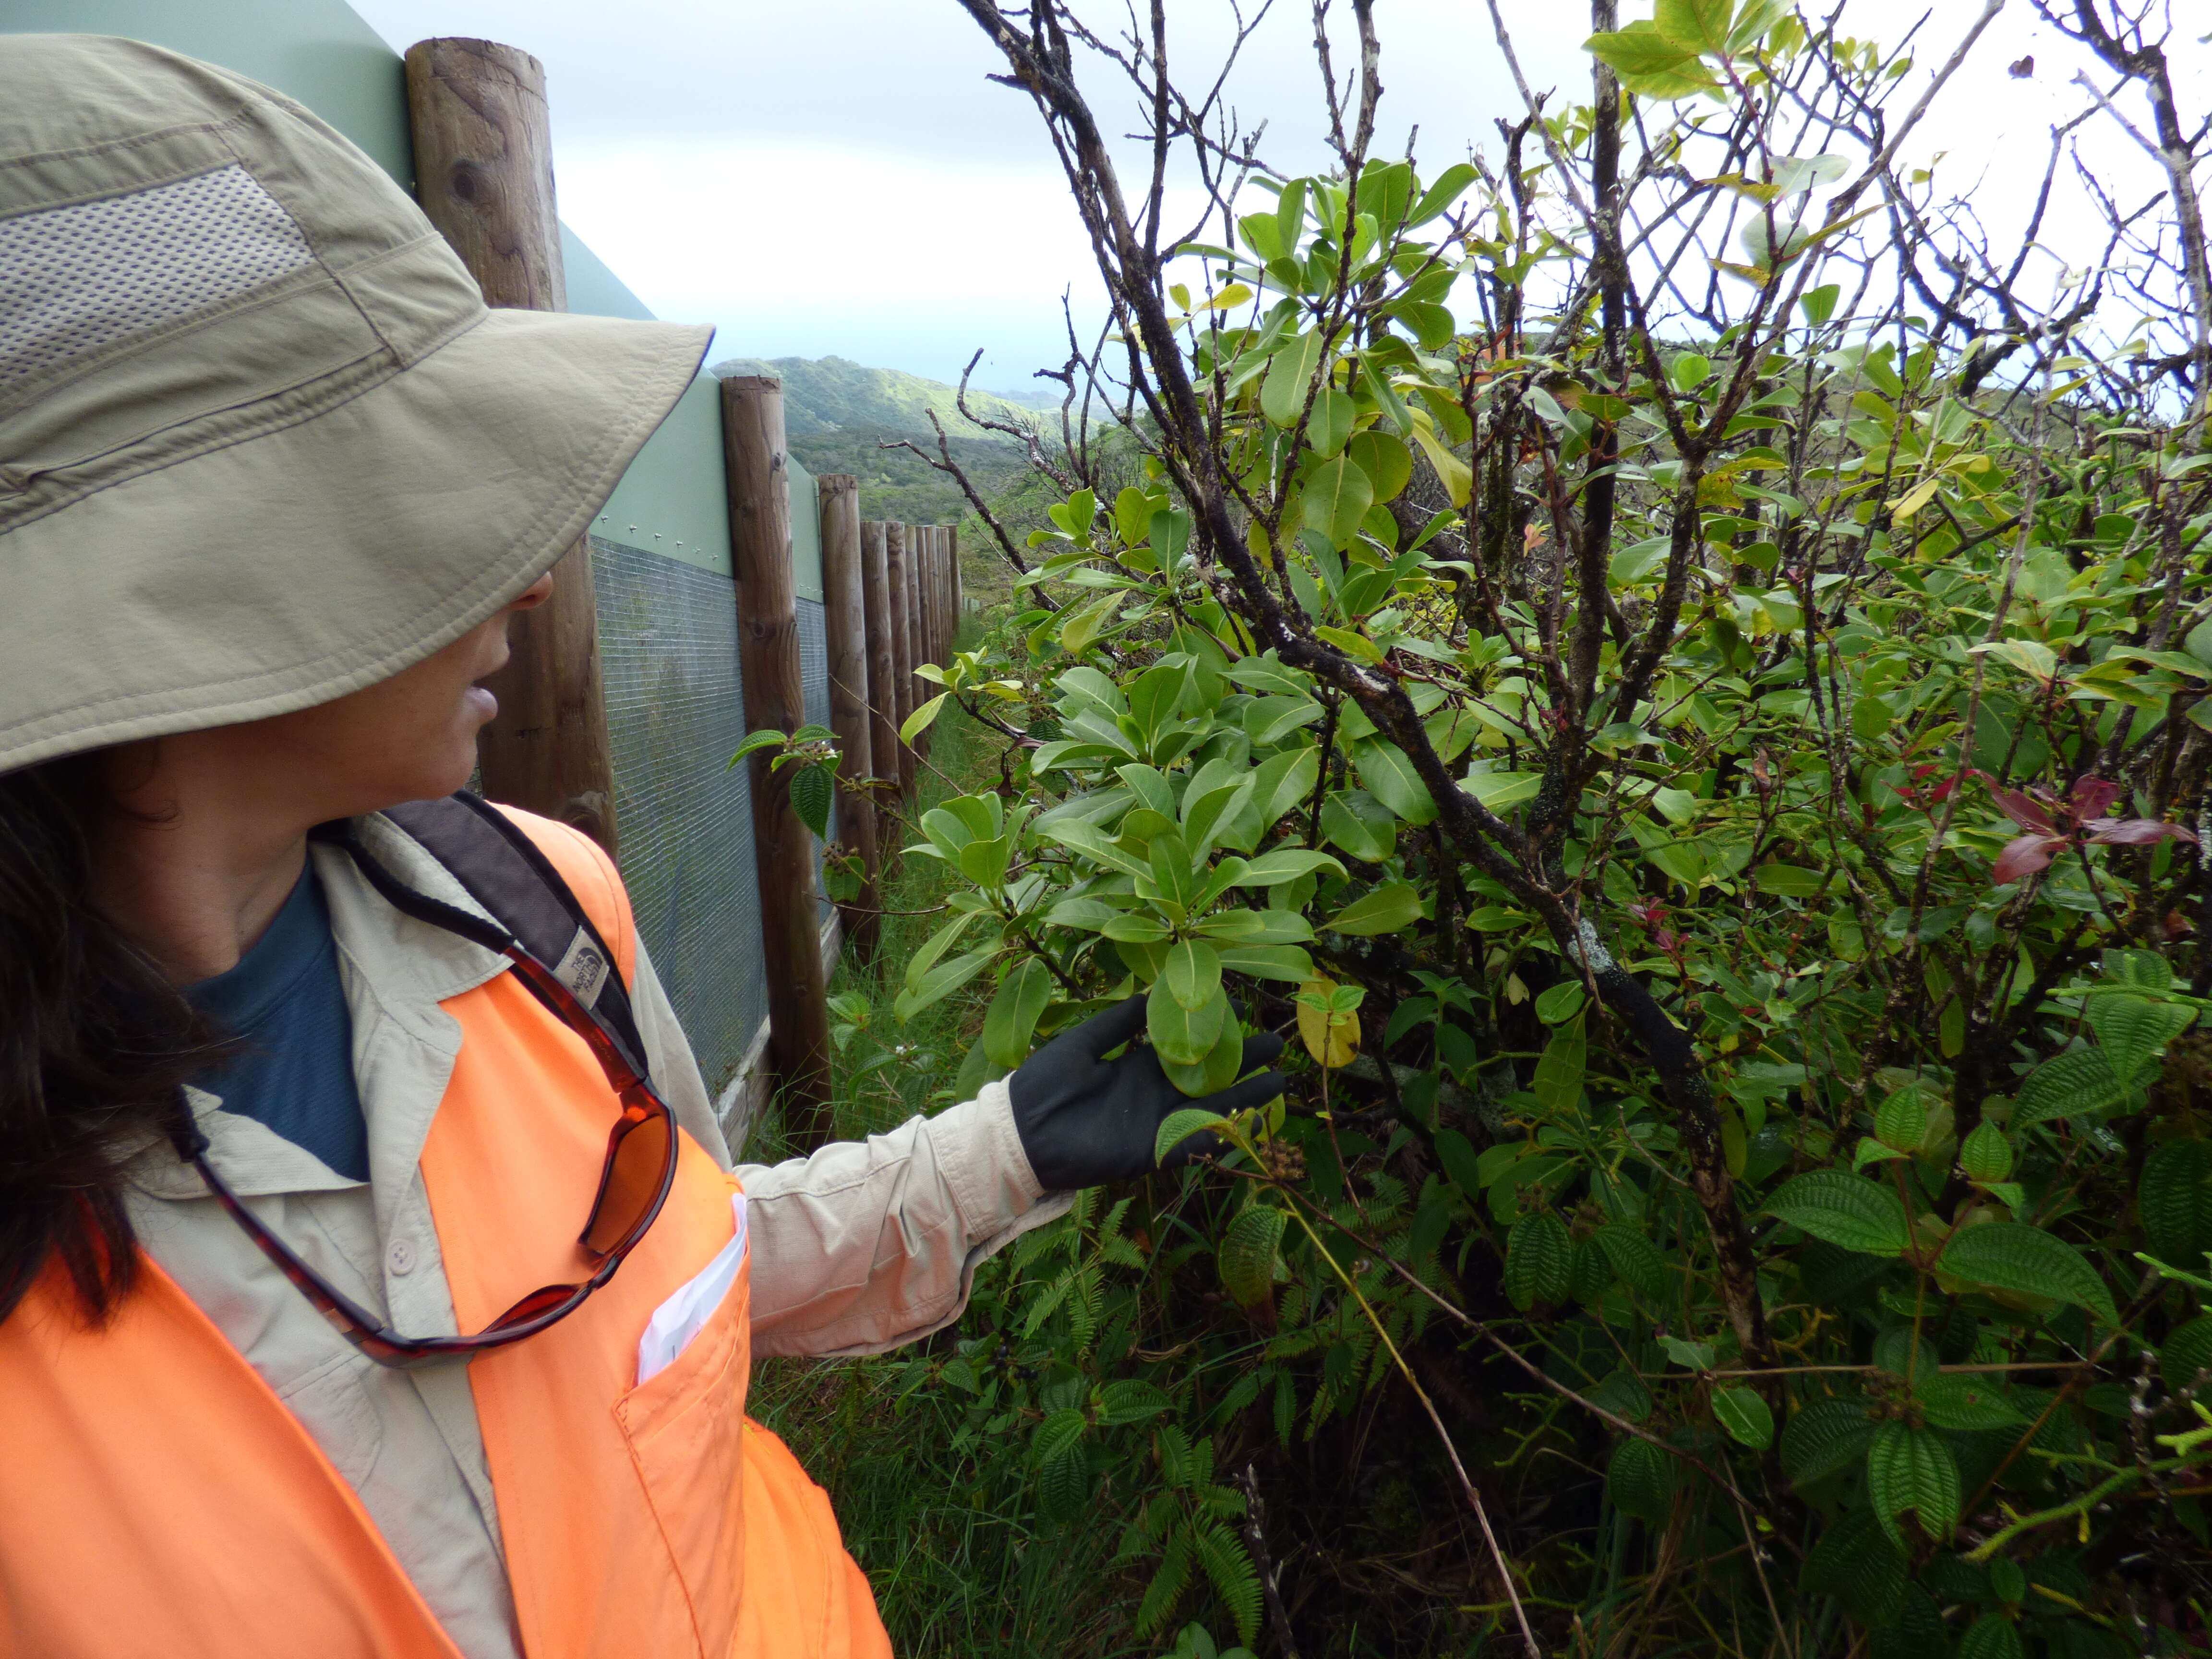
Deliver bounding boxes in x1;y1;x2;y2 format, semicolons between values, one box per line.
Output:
1781;1398;1874;1486
2012;1047;2127;1130
1713;1386;1775;1450
1097;1379;1172;1426
1033;1407;1088;1465
1327;881;1425;936
1607;1435;1675;1522
2159;1313;2212;1395
1504;1211;1573;1309
1960;1123;2014;1184
1916;1375;2028;1431
1763;1171;1910;1257
2090;993;2196;1080
1957;1614;2025;1659
1219;1206;1287;1306
1037;1443;1088;1521
2140;1139;2212;1265
790;762;834;841
1874;1084;1929;1154
1596;1226;1671;1301
1154;1108;1230;1166
1939;1223;2116;1322
1801;1509;1908;1626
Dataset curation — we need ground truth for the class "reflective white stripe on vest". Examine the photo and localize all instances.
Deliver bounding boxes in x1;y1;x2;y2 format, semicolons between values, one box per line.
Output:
636;1192;748;1384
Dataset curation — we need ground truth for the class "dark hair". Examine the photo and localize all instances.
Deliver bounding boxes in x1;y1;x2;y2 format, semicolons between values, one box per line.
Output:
0;754;222;1325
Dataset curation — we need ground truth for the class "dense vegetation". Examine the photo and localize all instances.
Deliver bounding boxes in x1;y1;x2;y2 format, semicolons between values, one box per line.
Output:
760;3;2212;1655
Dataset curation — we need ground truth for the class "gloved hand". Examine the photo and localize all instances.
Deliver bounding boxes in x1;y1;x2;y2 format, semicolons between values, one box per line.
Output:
1009;993;1286;1192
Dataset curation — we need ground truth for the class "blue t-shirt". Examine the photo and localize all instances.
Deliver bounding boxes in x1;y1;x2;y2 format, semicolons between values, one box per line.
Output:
186;866;370;1182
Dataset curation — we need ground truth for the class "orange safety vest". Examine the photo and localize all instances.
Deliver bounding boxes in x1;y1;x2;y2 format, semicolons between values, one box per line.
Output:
0;809;890;1659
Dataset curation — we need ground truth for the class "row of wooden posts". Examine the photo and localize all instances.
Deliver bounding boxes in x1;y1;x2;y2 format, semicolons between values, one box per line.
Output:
739;382;967;1137
402;35;962;1143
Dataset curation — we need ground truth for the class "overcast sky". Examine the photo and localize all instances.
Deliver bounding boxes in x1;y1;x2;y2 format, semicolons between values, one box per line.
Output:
348;0;2207;393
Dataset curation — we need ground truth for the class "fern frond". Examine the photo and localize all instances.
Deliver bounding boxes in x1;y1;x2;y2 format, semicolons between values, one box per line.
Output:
1191;1517;1262;1648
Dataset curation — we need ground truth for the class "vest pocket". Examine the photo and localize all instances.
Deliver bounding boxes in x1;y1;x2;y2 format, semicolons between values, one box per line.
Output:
614;1264;751;1659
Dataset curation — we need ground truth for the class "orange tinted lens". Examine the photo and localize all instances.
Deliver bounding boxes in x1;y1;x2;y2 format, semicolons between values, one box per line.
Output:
487;1282;582;1332
583;1107;670;1256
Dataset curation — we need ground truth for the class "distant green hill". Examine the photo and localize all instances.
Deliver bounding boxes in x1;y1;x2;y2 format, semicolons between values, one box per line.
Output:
708;354;1058;438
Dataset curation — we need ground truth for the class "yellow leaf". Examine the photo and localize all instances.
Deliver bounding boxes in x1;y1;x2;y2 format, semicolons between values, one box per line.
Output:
1891;475;1942;521
1408;417;1473;508
1296;976;1360;1069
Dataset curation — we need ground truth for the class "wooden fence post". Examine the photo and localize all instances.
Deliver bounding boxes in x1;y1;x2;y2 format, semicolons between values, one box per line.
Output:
859;522;901;869
817;476;879;966
950;525;963;644
406;37;617;852
721;375;832;1139
884;521;918;801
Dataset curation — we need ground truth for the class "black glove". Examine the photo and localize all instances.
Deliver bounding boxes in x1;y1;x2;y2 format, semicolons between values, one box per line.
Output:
1009;993;1287;1192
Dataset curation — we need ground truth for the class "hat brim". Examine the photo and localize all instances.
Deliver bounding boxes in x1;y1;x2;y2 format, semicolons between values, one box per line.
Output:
0;306;713;774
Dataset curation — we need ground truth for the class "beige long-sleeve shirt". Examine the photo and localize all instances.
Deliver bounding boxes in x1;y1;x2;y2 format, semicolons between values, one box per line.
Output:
123;812;1067;1659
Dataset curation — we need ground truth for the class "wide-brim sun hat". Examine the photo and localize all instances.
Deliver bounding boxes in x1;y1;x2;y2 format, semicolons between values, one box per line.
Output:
0;34;712;775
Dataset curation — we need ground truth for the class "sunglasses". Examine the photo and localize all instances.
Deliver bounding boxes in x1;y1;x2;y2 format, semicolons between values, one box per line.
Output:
172;940;678;1370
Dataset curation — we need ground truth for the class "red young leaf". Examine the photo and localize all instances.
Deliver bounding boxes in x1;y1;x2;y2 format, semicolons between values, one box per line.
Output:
1989;787;2057;835
2085;816;2199;848
1992;833;2064;883
2068;777;2124;821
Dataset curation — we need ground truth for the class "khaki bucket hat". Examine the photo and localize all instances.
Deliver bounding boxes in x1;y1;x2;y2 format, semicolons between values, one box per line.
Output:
0;34;712;775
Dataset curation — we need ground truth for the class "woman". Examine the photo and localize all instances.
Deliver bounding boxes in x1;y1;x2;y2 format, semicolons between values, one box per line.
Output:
0;34;1282;1659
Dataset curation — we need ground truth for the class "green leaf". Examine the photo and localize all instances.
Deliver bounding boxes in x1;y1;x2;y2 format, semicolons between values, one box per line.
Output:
1327;882;1425;936
1307;386;1356;457
1149;984;1229;1066
1051;816;1157;881
1585;20;1718;99
1320;790;1396;862
2012;1046;2127;1130
1916;1375;2027;1431
2140;1139;2212;1266
1212;943;1317;983
1504;1211;1573;1309
1162;939;1225;1011
1874;1084;1929;1154
1534;982;1587;1026
1763;1171;1911;1257
1219;1206;1287;1306
893;945;1004;1023
1533;1020;1587;1116
1867;1424;1955;1557
2159;1313;2212;1395
1713;1386;1774;1451
728;728;788;766
1595;1226;1671;1301
983;959;1055;1069
900;692;948;745
1781;1398;1873;1486
1938;1223;2117;1322
1057;592;1121;655
790;762;834;841
1406;161;1478;227
1435;1127;1485;1200
1302;455;1375;547
1654;0;1735;53
1959;1123;2014;1184
1032;1407;1088;1465
1233;847;1346;887
1606;1435;1675;1522
1800;1509;1908;1627
1957;1614;2025;1659
1259;331;1323;427
2089;993;2195;1080
1097;1379;1172;1426
1754;863;1826;897
1464;769;1543;810
1346;430;1414;503
1154;1107;1230;1166
1190;1517;1262;1650
1350;739;1437;824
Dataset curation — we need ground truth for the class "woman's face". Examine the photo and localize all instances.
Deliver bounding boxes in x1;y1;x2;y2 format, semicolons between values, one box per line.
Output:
110;573;554;830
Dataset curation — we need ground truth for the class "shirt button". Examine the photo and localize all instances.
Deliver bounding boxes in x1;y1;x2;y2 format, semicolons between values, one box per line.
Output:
386;1238;417;1276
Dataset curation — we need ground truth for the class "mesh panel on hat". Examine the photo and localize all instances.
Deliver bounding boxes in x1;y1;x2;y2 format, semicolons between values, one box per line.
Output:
0;164;314;386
